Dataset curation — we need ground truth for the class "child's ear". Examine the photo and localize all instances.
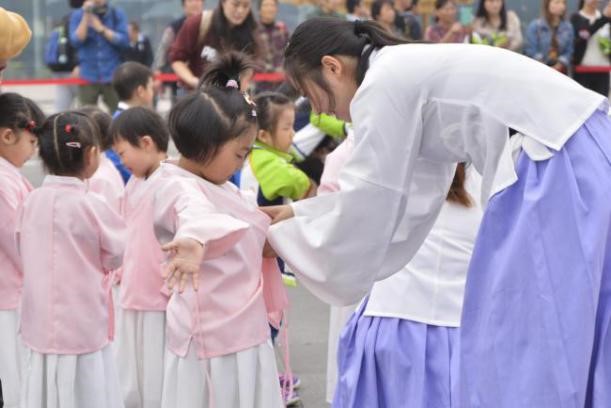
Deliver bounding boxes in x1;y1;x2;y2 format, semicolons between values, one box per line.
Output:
140;135;155;151
0;128;17;145
257;129;273;145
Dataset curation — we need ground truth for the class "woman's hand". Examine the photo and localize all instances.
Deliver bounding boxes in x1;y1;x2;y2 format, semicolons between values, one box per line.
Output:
604;2;611;18
259;205;295;225
161;238;205;293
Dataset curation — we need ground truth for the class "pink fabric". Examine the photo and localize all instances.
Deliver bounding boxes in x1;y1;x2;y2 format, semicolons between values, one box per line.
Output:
88;154;124;214
154;163;288;359
318;137;354;195
0;157;32;310
17;176;126;354
119;170;169;311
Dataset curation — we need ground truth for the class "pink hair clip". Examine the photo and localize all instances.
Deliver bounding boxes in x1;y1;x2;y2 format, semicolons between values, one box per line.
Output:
65;124;73;134
24;120;37;132
66;141;81;148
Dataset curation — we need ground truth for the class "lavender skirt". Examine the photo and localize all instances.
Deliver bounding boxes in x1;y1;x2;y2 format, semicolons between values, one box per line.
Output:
460;109;611;408
333;299;460;408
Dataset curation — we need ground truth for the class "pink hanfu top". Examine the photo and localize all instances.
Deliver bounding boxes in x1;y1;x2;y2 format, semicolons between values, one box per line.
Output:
154;163;288;359
18;176;126;354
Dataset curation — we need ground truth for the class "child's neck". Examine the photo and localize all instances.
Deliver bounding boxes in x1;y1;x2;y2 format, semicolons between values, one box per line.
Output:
143;153;167;179
122;98;146;109
177;156;222;185
0;151;18;167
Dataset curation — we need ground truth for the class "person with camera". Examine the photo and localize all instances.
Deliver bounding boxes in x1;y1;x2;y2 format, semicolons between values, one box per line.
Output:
70;0;129;111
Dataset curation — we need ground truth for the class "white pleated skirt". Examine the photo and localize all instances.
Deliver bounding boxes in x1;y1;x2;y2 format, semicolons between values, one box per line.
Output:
161;340;284;408
20;345;124;408
0;309;24;408
115;310;166;408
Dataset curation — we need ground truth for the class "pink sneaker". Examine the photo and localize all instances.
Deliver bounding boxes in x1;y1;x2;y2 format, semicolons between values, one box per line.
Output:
279;374;301;389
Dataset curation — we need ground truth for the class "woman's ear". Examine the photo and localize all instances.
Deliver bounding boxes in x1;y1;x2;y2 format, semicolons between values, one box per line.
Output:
321;55;344;77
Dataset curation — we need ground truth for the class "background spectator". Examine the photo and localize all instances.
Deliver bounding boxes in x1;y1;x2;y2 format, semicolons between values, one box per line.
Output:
473;0;524;51
372;0;400;35
170;0;264;90
44;12;79;111
525;0;574;74
425;0;470;43
306;0;345;20
152;0;204;94
346;0;371;21
69;0;129;111
122;21;154;67
257;0;290;92
394;0;422;40
571;0;611;96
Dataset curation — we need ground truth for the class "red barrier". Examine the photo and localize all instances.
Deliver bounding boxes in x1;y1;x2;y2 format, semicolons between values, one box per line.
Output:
0;72;285;87
573;65;611;74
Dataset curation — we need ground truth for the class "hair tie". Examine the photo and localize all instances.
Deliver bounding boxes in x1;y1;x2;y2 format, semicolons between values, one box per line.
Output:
24;120;37;132
65;124;73;134
226;79;239;89
354;19;364;34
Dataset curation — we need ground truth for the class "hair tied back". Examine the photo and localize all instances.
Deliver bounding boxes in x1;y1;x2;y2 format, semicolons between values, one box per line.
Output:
226;79;239;89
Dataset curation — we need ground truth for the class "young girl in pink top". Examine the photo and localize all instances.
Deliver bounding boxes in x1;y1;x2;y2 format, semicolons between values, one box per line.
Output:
153;57;287;408
110;106;169;408
17;111;126;408
81;106;125;214
0;92;44;408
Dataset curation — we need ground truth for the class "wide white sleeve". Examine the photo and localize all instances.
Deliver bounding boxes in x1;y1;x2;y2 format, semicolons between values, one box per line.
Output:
268;65;452;306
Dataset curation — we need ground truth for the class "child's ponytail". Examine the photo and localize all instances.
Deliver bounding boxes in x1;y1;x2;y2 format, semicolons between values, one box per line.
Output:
38;111;100;176
198;51;258;90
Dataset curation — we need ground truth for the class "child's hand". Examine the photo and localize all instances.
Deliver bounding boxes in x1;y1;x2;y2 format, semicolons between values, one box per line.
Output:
259;205;295;225
161;238;205;293
263;239;278;258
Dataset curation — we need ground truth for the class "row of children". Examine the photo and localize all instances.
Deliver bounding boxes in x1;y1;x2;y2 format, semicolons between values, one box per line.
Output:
0;52;333;407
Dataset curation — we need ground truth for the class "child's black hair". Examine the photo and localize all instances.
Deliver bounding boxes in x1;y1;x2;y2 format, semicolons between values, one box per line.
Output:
0;92;45;134
38;111;100;176
112;61;153;102
253;92;293;134
77;106;112;150
169;52;257;164
110;107;169;153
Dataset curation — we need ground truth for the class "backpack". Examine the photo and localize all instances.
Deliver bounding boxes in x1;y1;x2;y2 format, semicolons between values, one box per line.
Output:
44;15;77;72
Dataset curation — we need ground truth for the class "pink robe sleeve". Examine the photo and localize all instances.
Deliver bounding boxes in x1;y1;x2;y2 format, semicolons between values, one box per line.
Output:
154;178;250;259
0;184;22;270
88;194;127;272
261;257;289;329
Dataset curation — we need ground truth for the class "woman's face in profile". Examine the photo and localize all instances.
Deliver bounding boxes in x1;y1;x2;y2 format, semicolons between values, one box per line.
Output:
222;0;252;26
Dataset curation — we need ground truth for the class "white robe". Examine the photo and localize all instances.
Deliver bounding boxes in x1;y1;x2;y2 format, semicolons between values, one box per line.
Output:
268;43;607;306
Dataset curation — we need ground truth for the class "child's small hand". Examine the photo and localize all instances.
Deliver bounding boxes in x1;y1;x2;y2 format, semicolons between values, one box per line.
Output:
259;205;295;225
263;239;278;258
161;238;205;293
